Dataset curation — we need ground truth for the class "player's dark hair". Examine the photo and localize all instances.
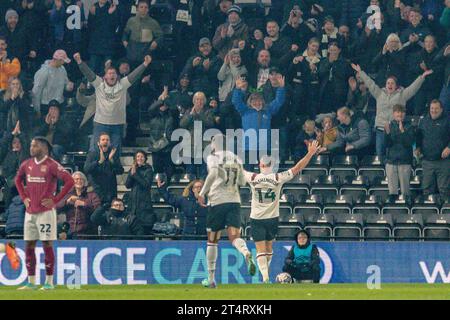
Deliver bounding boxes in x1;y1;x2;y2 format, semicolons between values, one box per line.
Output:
32;136;53;154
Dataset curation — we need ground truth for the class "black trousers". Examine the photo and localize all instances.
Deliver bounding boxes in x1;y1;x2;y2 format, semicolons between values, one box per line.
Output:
283;263;321;283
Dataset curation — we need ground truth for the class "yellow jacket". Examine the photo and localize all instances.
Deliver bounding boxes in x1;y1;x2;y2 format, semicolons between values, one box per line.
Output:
0;57;21;90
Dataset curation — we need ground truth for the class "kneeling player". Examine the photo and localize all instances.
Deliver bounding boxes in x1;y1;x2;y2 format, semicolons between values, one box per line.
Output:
243;141;319;283
15;137;74;290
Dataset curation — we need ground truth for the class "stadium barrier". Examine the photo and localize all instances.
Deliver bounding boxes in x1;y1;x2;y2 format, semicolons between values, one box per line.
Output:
0;241;449;285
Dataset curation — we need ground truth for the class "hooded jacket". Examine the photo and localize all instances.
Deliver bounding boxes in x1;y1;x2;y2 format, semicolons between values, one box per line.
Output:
125;164;154;225
217;62;247;102
32;60;69;109
5;195;25;235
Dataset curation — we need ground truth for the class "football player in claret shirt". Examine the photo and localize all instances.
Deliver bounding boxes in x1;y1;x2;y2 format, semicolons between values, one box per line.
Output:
15;136;74;290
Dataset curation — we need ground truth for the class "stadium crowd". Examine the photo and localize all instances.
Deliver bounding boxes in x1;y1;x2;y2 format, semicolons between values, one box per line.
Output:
0;0;449;240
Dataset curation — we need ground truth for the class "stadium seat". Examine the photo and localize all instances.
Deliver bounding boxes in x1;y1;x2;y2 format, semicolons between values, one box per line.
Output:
423;214;450;241
301;168;328;180
308;154;330;168
323;195;353;216
167;185;185;198
333;213;363;241
153;204;176;222
340;175;369;201
360;155;383;167
368;187;390;203
303;214;333;241
442;202;450;215
282;186;309;201
363;214;393;241
352;195;382;215
310;175;340;198
294;195;323;216
358;167;385;186
284;174;311;187
393;214;423;241
277;225;303;240
411;194;441;216
329;155;358;181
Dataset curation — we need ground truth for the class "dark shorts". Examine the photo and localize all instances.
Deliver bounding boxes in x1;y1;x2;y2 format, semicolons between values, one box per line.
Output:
207;203;241;232
250;217;279;242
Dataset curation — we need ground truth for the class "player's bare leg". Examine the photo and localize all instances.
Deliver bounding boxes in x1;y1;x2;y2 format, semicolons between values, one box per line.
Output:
40;241;55;290
18;240;38;290
266;241;273;269
255;241;270;283
0;242;21;270
228;227;256;276
202;231;221;288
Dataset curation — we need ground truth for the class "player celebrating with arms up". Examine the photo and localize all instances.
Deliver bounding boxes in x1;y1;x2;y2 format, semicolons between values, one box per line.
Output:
198;135;256;288
15;137;74;290
244;141;319;283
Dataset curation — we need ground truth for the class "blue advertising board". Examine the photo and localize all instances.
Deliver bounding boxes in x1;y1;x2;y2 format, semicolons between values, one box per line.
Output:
0;241;449;285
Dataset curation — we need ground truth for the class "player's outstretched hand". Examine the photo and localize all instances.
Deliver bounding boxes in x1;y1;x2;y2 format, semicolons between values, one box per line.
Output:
41;198;54;208
307;140;320;155
197;195;207;208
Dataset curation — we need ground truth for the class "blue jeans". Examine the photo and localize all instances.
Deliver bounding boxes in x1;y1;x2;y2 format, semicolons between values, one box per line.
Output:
90;122;124;153
375;129;386;163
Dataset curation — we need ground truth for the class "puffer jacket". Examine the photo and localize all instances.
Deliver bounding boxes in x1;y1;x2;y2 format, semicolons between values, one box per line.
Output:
359;70;424;129
327;116;371;151
147;100;177;152
5;195;25;235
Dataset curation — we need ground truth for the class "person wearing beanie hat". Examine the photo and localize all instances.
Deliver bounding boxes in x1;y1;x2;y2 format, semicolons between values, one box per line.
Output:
212;4;248;59
181;35;222;98
282;230;321;283
0;8;37;62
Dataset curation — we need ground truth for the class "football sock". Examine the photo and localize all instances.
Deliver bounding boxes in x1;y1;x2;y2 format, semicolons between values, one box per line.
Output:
206;243;218;283
232;238;251;258
28;276;36;285
256;253;269;282
25;246;36;279
266;252;273;268
43;246;55;279
45;275;54;286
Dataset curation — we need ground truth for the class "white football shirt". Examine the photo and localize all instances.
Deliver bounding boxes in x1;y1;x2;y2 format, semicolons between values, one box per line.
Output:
244;169;294;220
202;151;245;206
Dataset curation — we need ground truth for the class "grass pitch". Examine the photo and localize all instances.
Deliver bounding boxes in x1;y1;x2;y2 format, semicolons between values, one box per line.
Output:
0;284;449;300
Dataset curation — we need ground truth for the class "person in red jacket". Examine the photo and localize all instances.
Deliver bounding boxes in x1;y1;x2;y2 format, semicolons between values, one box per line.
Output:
15;136;74;290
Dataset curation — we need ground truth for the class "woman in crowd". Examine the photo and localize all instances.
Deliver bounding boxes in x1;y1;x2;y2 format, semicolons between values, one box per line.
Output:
56;171;101;236
125;150;155;234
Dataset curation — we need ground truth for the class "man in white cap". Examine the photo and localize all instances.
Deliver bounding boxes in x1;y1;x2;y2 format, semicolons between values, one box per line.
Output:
32;49;74;117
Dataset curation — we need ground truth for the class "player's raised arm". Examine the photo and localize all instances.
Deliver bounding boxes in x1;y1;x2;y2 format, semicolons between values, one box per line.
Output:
290;140;320;176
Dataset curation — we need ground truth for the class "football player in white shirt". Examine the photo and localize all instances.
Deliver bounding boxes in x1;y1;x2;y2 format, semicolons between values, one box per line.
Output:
243;141;319;283
198;135;256;288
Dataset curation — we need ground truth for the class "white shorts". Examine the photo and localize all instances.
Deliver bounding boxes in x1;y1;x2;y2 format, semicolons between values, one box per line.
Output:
24;209;57;241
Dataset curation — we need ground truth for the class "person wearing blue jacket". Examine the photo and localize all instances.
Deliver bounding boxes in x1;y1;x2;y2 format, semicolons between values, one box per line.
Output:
231;75;286;169
4;195;25;236
156;178;207;238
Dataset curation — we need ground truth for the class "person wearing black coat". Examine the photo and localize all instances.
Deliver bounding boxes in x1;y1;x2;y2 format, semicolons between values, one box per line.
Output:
91;198;144;238
181;38;222;99
282;230;321;283
147;95;177;180
157;178;207;237
318;42;353;114
371;33;406;86
84;133;124;205
0;130;29;208
409;35;444;115
384;105;415;197
125;150;155;234
4;195;25;237
87;0;120;74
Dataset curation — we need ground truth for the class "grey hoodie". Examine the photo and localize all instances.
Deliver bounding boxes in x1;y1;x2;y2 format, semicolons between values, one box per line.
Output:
32;60;69;112
359;71;425;129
